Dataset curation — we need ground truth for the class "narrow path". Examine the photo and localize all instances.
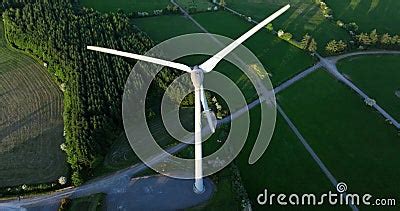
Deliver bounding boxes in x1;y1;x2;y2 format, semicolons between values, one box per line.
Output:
274;63;321;94
316;53;400;129
219;0;400;126
328;50;400;63
277;105;359;211
2;3;399;210
173;2;359;210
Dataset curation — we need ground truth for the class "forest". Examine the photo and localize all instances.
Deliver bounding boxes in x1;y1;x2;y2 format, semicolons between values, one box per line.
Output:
1;0;174;185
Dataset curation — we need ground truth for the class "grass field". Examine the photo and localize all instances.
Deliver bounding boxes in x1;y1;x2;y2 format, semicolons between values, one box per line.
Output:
176;0;214;12
94;108;194;176
338;55;400;121
133;11;315;86
191;11;316;85
0;22;67;187
278;69;400;210
224;0;351;52
235;108;343;210
80;0;169;13
67;193;106;211
133;15;202;43
326;0;400;33
192;105;345;210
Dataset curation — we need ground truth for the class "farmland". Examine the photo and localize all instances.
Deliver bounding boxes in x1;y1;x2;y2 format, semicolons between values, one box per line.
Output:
191;11;316;85
232;107;340;211
133;15;202;43
79;0;169;13
338;55;400;121
278;69;400;210
0;23;67;187
133;10;316;86
325;0;400;33
1;0;400;210
224;0;351;51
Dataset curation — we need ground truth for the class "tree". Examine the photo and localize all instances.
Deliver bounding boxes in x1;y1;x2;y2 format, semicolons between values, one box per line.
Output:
391;35;399;45
308;38;318;52
325;40;347;54
300;34;317;52
325;40;338;53
337;40;347;50
280;32;292;41
369;29;379;45
380;33;391;46
300;34;311;49
266;23;273;31
58;176;67;185
345;22;359;32
356;33;371;45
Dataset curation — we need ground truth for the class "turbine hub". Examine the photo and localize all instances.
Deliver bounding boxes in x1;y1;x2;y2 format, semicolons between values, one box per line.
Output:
191;66;204;89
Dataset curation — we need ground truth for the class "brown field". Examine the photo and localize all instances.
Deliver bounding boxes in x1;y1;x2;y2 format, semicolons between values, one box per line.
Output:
0;22;67;187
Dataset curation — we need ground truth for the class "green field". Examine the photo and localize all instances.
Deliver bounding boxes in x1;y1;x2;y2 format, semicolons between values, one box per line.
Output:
338;55;400;121
133;11;315;86
326;0;400;33
0;22;67;187
94;108;195;176
80;0;169;13
67;193;106;211
176;0;214;12
185;105;347;210
192;11;315;85
133;15;202;43
278;69;400;210
225;0;351;52
236;107;343;210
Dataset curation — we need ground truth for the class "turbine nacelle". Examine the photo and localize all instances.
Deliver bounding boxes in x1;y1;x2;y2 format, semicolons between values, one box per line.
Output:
190;66;204;89
86;4;290;194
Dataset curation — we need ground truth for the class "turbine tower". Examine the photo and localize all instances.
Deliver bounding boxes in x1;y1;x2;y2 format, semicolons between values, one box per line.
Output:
87;4;290;194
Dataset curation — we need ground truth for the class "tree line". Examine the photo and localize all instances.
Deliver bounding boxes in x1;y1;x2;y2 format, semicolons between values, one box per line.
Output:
2;0;175;185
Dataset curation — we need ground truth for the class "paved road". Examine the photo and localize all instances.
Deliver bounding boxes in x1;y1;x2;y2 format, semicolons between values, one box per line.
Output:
2;2;399;210
316;53;400;129
327;50;400;63
277;105;359;211
0;142;191;210
0;2;315;210
106;176;214;211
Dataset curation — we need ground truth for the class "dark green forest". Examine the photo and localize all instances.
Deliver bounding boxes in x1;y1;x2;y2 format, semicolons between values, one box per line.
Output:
1;0;164;185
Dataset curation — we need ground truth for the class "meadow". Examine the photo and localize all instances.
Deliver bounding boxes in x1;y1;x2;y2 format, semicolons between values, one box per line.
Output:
224;0;351;52
191;11;316;85
233;107;344;210
134;11;316;86
79;0;169;13
67;193;106;211
0;23;67;187
338;55;400;121
278;69;400;210
65;1;400;210
175;0;214;12
325;0;400;33
133;15;202;43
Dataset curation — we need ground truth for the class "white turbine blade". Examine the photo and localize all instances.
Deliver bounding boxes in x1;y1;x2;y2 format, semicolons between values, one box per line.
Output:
200;85;216;133
87;46;193;73
199;4;290;72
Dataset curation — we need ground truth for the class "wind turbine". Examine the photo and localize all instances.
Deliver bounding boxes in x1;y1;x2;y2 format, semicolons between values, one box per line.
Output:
87;4;290;194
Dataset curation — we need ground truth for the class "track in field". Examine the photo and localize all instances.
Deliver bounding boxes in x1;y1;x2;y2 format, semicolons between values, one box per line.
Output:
0;23;67;187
